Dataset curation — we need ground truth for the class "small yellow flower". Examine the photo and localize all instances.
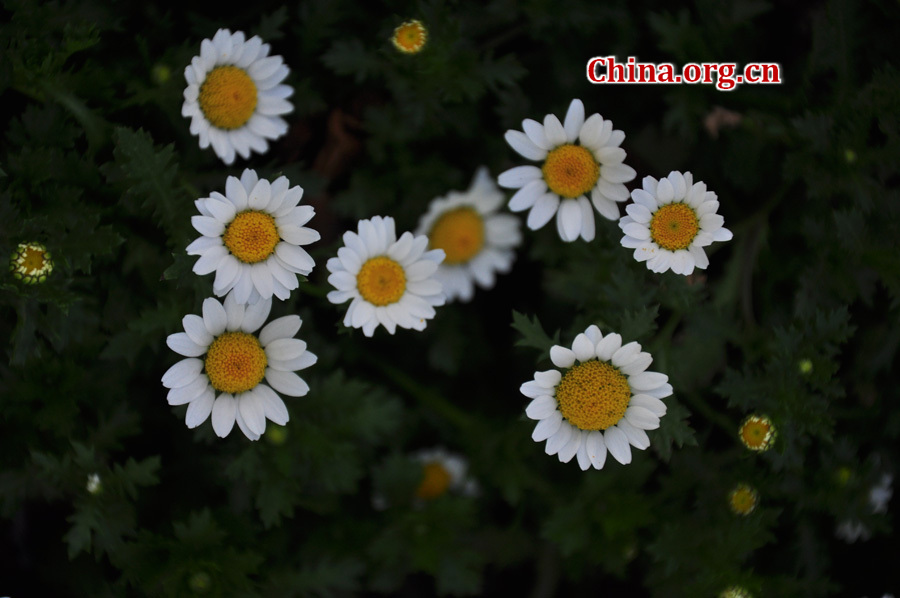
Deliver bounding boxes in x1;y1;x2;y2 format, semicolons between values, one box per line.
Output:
391;19;427;54
266;426;289;446
10;242;53;284
728;483;759;515
152;64;171;84
739;414;776;452
798;359;813;374
834;466;852;486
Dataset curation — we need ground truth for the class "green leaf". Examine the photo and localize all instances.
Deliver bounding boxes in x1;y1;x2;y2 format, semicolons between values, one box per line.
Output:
511;311;559;353
653;400;697;461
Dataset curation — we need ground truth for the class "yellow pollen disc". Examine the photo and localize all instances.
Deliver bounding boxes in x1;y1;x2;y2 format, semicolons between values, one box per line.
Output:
555;360;632;431
392;20;427;54
356;256;407;306
428;207;485;265
739;415;776;451
204;332;267;394
650;203;700;251
728;484;759;515
223;211;280;264
10;242;53;283
416;461;452;500
198;65;258;130
21;246;48;273
541;144;600;199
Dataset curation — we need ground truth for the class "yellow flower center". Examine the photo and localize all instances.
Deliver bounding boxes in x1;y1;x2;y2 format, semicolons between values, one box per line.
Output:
356;256;406;306
649;203;699;251
22;247;48;273
416;461;452;499
223;211;280;264
198;65;258;130
204;332;267;394
10;243;53;283
392;20;427;54
428;207;485;265
739;415;776;451
728;484;759;515
555;360;632;431
541;144;600;199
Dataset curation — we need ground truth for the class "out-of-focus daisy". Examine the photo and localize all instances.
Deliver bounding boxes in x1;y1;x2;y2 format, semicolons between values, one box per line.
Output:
187;169;319;305
728;483;759;515
182;28;293;165
10;242;53;284
326;216;446;337
85;473;102;495
162;294;316;441
720;587;753;598
498;99;635;242
415;167;521;302
521;325;672;470
738;414;776;452
836;472;894;543
619;171;732;276
869;473;893;514
836;519;871;543
412;447;478;500
391;19;427;54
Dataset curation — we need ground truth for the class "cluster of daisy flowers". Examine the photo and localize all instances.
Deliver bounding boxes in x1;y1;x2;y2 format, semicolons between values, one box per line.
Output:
502;99;735;467
167;25;743;479
165;24;525;442
325;167;522;336
500;98;732;275
164;167;320;441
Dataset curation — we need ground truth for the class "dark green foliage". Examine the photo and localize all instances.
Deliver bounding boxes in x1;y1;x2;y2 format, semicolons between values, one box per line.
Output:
1;0;898;596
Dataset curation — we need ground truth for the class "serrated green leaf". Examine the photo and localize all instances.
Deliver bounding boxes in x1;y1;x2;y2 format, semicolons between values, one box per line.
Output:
511;311;559;353
653;400;697;461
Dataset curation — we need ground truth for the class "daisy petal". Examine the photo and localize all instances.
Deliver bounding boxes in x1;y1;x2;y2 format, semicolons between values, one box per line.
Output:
505;130;547;161
166;332;206;357
265;368;310;397
586;431;607;469
550;345;576;368
185;388;215;428
563;99;585;143
604;426;632;464
571;333;595;362
162;358;203;388
211;394;237;438
527;194;560;230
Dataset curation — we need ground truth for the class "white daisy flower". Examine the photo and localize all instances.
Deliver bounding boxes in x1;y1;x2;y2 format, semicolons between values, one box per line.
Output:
521;325;673;470
187;168;319;305
412;447;478;500
869;473;893;514
618;171;733;276
182;28;293;165
162;294;316;441
415;167;521;302
835;519;871;543
498;98;636;242
326;216;446;337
